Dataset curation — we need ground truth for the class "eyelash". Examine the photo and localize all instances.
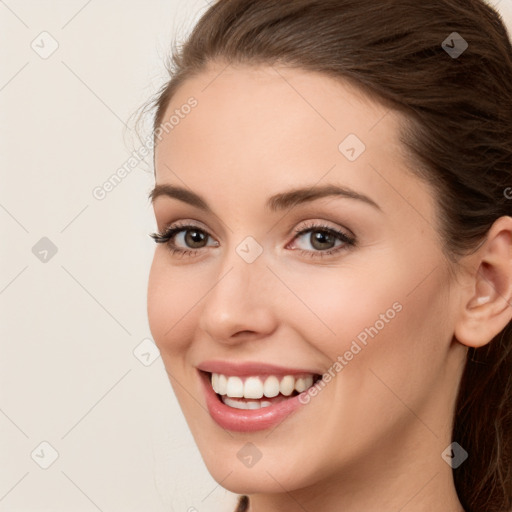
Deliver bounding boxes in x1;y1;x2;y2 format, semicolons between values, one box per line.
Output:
149;221;356;259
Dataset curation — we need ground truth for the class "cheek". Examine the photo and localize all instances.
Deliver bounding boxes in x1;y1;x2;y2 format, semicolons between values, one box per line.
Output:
274;260;452;467
147;253;199;356
339;264;452;419
283;263;404;354
286;253;452;394
147;255;204;414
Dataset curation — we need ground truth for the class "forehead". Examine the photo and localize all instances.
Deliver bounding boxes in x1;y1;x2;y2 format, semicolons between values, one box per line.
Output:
156;63;393;162
153;63;433;220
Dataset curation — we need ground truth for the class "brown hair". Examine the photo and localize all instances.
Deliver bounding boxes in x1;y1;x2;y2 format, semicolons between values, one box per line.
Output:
147;1;512;510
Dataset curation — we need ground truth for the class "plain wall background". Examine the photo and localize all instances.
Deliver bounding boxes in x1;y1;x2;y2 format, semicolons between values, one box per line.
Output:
1;1;511;511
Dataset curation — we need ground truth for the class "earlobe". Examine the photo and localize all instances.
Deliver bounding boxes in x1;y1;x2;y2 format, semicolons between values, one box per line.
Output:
454;216;512;349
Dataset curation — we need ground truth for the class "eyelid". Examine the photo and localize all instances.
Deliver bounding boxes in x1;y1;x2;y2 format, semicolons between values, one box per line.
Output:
292;218;355;238
288;220;356;250
158;218;211;233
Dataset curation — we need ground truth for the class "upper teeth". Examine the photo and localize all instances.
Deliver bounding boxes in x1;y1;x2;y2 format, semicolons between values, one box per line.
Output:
211;373;315;399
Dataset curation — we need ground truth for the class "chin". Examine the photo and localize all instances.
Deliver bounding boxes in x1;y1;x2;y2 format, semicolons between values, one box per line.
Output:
205;459;314;495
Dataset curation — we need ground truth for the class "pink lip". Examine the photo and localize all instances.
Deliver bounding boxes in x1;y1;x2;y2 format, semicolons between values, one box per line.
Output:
198;369;310;432
196;359;320;377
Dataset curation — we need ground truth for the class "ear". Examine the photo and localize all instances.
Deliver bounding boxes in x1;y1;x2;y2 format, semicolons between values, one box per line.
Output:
454;215;512;348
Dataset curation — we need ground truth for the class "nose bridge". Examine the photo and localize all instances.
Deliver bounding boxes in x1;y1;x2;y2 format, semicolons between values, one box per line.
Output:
198;241;277;342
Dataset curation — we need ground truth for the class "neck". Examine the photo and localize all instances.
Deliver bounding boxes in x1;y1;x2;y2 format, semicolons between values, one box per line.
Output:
245;471;464;512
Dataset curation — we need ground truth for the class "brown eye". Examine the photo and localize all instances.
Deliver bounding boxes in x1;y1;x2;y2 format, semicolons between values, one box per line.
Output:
291;223;355;256
309;230;337;250
149;223;219;256
183;229;209;248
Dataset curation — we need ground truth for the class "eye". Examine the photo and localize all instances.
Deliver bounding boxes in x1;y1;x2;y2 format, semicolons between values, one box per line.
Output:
149;222;219;257
288;221;356;258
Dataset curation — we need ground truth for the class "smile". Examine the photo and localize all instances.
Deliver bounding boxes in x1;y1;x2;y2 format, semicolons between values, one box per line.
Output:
211;373;318;409
197;361;322;432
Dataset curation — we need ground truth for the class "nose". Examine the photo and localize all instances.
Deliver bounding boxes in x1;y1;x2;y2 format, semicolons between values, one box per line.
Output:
198;255;279;345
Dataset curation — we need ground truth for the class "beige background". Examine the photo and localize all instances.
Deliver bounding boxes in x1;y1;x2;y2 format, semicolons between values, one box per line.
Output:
1;1;511;511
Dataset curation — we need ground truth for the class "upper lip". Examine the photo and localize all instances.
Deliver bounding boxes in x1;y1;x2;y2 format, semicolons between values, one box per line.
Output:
196;360;321;377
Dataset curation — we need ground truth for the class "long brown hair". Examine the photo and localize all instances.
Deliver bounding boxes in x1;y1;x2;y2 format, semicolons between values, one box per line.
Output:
147;1;512;510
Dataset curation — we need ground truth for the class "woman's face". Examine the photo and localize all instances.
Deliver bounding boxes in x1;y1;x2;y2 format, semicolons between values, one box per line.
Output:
147;63;467;494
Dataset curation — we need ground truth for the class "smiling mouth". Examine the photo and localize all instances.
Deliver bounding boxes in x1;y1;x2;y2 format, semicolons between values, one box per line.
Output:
205;371;322;410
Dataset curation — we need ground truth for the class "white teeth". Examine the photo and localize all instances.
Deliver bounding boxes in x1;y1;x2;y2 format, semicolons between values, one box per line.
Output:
218;374;227;395
263;376;280;398
211;373;219;393
294;377;307;393
279;375;295;396
244;376;264;399
295;375;313;393
222;396;273;409
210;372;316;399
226;376;244;397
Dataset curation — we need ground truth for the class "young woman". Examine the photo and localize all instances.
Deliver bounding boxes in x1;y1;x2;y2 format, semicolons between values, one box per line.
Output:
145;1;512;510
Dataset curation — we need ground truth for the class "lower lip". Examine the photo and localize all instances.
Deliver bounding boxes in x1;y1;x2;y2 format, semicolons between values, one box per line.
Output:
198;370;307;432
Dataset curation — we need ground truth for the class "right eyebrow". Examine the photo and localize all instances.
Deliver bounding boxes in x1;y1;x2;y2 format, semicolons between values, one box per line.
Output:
149;184;211;211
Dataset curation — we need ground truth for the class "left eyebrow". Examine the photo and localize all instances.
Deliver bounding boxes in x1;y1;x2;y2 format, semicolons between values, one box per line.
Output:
266;184;381;212
148;183;381;212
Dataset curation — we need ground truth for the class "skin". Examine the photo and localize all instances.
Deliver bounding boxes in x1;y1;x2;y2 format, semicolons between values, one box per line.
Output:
147;62;512;512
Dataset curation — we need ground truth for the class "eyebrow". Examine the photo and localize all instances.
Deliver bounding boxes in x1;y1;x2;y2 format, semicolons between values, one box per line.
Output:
148;183;381;212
